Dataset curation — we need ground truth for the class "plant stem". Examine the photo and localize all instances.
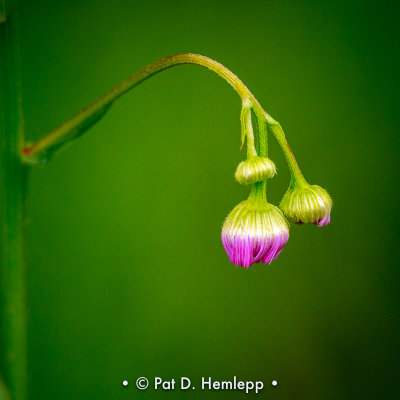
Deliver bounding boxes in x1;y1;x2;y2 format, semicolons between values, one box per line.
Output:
253;111;269;197
264;113;306;184
0;1;28;400
20;54;264;159
21;53;305;186
240;99;257;158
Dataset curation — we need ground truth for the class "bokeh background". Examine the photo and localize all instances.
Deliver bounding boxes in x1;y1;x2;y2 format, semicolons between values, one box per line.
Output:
16;0;399;398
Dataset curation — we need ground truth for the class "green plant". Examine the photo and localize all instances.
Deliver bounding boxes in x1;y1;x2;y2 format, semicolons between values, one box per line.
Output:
0;1;331;399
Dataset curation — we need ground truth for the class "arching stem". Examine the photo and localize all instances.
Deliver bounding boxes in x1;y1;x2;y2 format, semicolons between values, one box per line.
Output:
21;52;306;191
22;54;258;160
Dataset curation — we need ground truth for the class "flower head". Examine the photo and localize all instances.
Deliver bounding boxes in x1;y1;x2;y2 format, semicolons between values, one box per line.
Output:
221;198;289;268
279;182;332;226
234;156;276;185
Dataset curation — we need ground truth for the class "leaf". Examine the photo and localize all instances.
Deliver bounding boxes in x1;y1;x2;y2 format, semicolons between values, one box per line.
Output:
23;103;113;165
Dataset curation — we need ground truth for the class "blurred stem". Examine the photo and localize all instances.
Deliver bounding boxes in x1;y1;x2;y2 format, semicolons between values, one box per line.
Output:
0;1;28;400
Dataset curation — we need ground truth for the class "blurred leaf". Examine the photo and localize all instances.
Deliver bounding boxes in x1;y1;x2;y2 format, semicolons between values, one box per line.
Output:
23;103;113;165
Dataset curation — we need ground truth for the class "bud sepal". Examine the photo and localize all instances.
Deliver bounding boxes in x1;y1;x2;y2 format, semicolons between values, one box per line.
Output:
234;156;276;185
279;182;332;226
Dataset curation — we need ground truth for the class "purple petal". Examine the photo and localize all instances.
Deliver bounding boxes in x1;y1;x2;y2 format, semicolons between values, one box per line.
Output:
222;232;288;268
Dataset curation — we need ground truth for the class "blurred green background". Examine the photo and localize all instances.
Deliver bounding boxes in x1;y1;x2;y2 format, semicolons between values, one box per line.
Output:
16;0;400;398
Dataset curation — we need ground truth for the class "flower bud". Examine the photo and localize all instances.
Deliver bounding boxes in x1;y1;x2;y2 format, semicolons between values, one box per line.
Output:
234;156;276;185
221;199;289;268
279;183;332;226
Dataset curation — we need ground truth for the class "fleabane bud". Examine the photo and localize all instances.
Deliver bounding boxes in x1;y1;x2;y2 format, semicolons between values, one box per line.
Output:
279;182;332;226
234;156;276;185
221;199;289;268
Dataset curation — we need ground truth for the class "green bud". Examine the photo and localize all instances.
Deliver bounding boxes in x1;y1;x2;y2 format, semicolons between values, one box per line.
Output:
234;156;277;185
279;182;332;226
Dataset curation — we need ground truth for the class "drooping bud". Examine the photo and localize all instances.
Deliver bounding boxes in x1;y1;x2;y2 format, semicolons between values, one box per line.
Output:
221;198;289;268
279;182;332;226
234;156;276;185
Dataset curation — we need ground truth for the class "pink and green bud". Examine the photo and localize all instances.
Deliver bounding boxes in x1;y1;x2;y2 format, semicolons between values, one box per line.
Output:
234;156;276;185
221;198;289;268
279;182;332;226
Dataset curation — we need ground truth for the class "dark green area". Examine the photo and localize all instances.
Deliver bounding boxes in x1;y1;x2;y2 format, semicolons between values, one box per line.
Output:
16;0;400;398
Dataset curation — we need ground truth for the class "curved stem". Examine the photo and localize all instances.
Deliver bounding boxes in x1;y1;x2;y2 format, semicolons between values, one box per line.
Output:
21;53;306;188
22;53;262;160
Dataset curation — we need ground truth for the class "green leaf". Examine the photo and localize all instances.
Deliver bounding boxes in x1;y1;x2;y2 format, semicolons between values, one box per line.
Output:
23;103;113;165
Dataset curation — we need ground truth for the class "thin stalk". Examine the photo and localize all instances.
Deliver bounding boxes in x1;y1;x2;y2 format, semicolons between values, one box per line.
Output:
240;99;257;158
265;113;306;185
0;1;28;400
22;53;260;158
21;53;304;186
253;110;268;197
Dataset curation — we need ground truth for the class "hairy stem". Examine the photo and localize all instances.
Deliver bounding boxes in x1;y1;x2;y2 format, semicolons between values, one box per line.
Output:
253;110;269;197
264;112;306;184
21;52;305;186
240;99;257;158
21;54;266;159
0;1;28;400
